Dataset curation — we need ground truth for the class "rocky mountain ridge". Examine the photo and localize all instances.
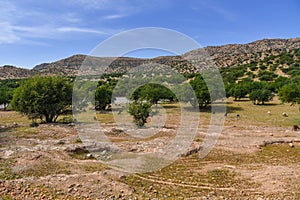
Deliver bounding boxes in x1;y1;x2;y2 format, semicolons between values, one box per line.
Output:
1;37;299;79
0;65;35;80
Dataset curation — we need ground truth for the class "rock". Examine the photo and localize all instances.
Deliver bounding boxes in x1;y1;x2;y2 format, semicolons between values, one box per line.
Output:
86;153;94;159
289;143;295;148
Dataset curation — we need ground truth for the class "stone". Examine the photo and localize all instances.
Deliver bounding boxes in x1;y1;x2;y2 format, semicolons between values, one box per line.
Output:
86;154;94;159
289;143;295;148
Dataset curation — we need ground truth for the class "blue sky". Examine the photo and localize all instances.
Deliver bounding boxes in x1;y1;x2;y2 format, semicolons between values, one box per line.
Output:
0;0;299;69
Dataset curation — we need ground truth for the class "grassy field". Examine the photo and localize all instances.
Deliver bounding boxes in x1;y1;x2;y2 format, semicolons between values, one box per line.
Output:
225;96;300;127
93;96;300;128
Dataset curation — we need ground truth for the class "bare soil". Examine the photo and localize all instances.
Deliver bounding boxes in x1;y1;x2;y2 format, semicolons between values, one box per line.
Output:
0;106;300;199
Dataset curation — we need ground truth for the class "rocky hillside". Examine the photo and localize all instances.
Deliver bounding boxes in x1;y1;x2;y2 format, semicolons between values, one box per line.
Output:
0;65;35;80
31;37;300;76
1;37;300;79
32;55;151;76
190;38;300;68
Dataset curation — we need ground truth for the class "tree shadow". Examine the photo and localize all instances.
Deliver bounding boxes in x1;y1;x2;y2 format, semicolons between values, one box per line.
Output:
162;105;178;109
183;104;231;113
232;99;251;102
226;106;244;113
253;103;280;106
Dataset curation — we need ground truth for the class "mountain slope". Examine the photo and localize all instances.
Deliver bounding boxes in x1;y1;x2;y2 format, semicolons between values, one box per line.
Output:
0;65;35;80
187;38;300;68
32;37;300;76
1;37;300;79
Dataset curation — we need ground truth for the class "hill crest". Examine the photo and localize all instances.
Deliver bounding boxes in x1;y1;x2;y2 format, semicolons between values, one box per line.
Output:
1;37;299;79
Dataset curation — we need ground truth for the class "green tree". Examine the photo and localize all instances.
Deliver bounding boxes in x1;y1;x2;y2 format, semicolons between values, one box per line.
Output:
249;89;274;105
131;83;175;104
278;84;300;105
0;79;23;110
95;84;113;110
257;70;278;81
228;84;248;100
11;76;72;123
0;87;13;110
175;83;195;103
190;76;211;108
274;76;290;91
72;80;97;112
128;100;152;127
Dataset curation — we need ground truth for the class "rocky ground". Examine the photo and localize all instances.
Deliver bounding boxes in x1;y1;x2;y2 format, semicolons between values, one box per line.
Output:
0;110;300;199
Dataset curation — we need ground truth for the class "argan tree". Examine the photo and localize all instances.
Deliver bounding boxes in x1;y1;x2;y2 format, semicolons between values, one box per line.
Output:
131;83;175;104
249;89;274;105
0;87;13;110
11;76;72;123
278;84;300;105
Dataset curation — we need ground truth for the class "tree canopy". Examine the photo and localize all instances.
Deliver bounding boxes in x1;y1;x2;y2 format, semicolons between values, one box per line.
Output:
249;89;274;105
0;79;23;110
131;83;175;104
278;83;300;105
227;83;248;101
0;87;13;110
11;76;72;123
189;75;211;108
95;83;114;110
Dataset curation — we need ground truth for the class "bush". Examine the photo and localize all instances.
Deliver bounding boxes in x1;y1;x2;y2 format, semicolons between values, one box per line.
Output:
128;101;152;127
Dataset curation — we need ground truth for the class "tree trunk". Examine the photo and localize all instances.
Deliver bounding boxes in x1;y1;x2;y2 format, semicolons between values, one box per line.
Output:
45;114;54;123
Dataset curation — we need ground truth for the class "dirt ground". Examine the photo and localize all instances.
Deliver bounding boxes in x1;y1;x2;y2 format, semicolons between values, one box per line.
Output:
0;100;300;199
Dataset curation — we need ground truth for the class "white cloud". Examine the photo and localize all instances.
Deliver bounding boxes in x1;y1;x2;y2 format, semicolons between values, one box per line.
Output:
0;22;20;44
0;23;111;45
103;14;127;20
57;27;108;35
66;0;170;13
67;0;121;10
195;0;236;21
0;0;161;45
58;12;83;24
0;1;16;21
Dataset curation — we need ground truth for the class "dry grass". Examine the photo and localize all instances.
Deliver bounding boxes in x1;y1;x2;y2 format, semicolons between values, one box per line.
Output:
225;96;300;127
0;111;30;125
120;143;300;198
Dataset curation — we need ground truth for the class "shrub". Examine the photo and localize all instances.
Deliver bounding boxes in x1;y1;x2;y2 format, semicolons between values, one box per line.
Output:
128;101;152;127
